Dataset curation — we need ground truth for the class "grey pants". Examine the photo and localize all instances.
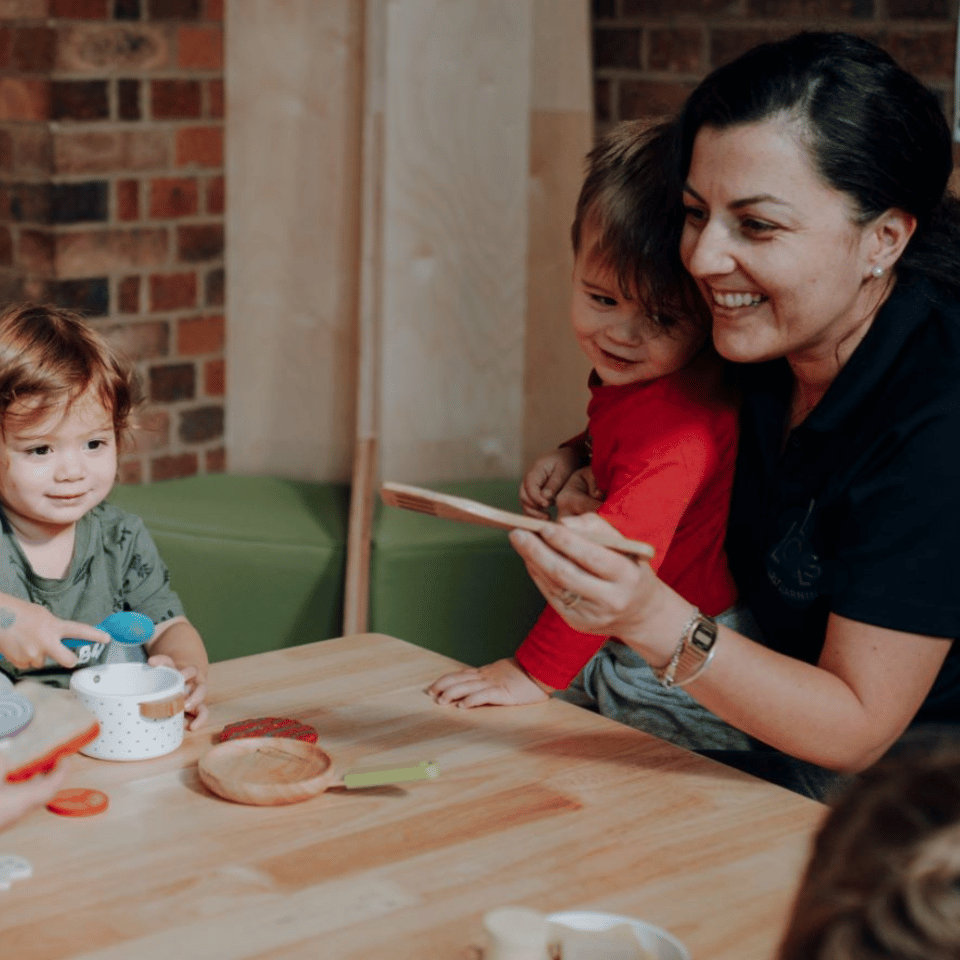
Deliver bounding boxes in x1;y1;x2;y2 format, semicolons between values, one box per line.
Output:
554;606;847;802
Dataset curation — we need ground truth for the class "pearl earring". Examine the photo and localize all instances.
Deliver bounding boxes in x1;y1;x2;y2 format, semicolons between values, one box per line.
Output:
871;264;884;278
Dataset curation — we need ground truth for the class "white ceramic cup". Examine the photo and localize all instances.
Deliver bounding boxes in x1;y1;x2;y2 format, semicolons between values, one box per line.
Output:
70;663;185;761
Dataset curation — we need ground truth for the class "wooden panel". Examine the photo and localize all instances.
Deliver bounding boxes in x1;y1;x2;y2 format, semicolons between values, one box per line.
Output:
377;0;535;482
225;1;363;481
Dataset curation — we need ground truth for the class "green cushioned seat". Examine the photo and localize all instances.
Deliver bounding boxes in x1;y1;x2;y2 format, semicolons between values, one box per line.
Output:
108;475;350;663
369;479;546;665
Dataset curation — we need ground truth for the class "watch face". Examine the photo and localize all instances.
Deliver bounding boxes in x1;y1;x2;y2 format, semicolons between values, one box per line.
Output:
690;619;718;653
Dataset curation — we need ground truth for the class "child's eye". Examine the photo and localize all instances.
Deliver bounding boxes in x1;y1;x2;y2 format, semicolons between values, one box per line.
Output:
86;438;110;450
590;293;618;308
27;445;50;456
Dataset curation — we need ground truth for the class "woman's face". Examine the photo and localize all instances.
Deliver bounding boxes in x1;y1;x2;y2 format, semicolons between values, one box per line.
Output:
680;118;883;368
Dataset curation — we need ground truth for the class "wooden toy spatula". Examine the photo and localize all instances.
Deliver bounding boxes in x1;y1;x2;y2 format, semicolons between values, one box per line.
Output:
380;481;655;560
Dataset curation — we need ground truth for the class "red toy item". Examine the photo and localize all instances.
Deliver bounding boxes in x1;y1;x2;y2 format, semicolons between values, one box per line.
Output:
47;787;109;817
218;717;318;744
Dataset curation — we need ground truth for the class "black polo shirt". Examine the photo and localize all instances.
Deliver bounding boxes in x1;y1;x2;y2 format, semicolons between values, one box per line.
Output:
727;278;960;723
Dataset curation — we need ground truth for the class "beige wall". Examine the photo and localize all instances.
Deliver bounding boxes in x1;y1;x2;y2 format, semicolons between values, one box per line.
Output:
226;0;590;484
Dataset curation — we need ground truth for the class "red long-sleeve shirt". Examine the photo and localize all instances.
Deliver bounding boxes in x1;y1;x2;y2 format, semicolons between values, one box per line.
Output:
515;350;739;689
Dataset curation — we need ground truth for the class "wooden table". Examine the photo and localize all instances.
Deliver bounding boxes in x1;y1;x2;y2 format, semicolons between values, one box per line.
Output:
1;634;825;960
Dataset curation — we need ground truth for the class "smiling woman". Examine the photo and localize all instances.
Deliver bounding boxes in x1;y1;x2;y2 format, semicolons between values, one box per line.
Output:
507;31;960;801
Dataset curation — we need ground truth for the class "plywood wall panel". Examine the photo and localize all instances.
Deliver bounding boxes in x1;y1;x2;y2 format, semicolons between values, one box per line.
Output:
226;1;363;481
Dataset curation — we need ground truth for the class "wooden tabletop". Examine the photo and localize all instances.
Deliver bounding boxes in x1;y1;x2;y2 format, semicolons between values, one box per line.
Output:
1;634;825;960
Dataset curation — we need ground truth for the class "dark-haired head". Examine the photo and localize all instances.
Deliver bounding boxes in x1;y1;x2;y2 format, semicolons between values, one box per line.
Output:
679;31;960;295
572;118;708;330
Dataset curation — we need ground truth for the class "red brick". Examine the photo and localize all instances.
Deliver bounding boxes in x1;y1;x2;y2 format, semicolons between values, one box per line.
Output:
10;127;52;176
204;265;222;305
623;0;733;11
53;129;169;174
0;27;11;69
0;2;49;20
149;362;194;401
178;24;221;69
0;131;11;173
878;29;956;82
102;318;169;359
746;0;871;13
177;311;222;353
150;452;197;481
118;78;140;120
117;274;140;313
647;28;704;73
18;228;54;273
116;177;139;221
0;79;50;122
55;227;168;274
52;80;109;121
130;407;169;452
151;79;202;120
204;445;225;473
118;458;142;485
887;0;951;15
204;0;223;20
206;77;222;118
149;176;198;218
594;28;640;70
619;79;696;119
175;125;221;167
178;403;222;442
0;225;12;265
56;25;169;73
51;0;108;15
149;0;201;19
205;174;222;214
12;27;55;72
177;222;222;261
150;271;196;311
710;28;797;70
203;356;222;395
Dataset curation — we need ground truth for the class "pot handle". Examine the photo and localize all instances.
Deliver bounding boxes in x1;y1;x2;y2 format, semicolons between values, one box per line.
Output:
139;693;185;719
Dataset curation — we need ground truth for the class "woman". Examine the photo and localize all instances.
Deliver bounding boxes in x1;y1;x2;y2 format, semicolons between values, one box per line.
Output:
510;31;960;801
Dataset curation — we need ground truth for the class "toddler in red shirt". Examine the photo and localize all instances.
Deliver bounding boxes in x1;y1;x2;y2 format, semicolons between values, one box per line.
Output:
429;120;752;750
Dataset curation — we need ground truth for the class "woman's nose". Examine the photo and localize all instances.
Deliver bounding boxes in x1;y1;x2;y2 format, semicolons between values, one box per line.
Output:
683;219;736;279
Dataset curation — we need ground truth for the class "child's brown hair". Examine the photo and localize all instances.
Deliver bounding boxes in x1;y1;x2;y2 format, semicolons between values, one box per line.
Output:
571;117;707;331
0;304;141;445
779;742;960;960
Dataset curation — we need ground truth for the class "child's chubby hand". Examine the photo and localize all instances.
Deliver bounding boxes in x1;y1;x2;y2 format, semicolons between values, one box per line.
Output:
520;447;582;520
0;595;111;670
146;654;208;731
554;465;606;518
428;657;553;709
0;754;70;831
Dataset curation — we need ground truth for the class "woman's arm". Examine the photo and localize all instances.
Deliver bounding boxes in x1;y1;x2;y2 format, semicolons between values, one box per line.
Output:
0;593;111;669
510;517;951;772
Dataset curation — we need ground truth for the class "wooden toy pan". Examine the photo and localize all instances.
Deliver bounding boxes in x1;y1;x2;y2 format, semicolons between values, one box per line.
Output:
197;737;440;806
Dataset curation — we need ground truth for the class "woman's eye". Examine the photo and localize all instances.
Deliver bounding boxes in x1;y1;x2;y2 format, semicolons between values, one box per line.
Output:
741;218;777;235
683;205;706;224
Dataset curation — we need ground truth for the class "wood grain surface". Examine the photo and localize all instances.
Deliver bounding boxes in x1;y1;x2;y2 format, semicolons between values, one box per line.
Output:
0;635;825;960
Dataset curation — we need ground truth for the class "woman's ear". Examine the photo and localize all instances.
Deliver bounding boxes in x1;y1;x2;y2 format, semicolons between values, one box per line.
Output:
865;208;917;277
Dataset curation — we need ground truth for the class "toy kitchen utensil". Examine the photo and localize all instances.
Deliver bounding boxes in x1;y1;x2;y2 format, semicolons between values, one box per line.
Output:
1;680;100;781
70;662;185;761
198;737;440;806
380;481;655;560
0;611;155;663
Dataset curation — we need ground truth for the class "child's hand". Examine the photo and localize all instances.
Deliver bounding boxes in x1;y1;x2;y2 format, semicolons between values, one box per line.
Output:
147;654;208;730
0;594;111;669
428;657;553;708
520;447;581;519
555;466;606;517
0;755;70;830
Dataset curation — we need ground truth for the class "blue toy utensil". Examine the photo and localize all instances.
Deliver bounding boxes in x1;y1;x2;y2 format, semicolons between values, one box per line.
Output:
62;611;155;648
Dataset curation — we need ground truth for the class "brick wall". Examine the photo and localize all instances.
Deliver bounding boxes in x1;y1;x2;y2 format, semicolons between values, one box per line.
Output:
0;0;224;485
591;0;958;129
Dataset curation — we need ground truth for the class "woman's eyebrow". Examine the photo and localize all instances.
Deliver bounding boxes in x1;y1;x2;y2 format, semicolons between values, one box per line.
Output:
683;182;792;210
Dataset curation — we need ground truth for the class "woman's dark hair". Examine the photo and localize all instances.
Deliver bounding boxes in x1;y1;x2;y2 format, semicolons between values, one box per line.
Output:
679;31;960;296
572;117;708;331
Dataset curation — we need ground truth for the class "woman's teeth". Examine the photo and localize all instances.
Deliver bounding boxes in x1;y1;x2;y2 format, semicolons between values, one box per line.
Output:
713;291;763;308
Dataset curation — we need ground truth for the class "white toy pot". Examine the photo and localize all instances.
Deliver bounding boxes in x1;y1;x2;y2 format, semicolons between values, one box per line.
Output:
70;663;185;761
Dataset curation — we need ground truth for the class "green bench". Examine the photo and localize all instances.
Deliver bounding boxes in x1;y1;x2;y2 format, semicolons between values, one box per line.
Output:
109;475;545;667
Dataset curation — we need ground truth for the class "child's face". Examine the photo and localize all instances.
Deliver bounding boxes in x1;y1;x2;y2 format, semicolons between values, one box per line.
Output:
0;388;117;539
570;230;707;387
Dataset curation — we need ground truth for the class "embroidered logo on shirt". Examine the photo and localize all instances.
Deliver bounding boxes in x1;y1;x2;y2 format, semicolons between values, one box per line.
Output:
766;499;822;608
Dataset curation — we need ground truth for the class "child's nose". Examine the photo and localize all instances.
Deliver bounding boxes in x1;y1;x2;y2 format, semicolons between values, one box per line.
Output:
55;451;84;480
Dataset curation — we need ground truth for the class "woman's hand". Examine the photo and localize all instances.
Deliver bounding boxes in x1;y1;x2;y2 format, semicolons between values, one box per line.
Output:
509;513;676;661
0;595;111;670
0;755;70;831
